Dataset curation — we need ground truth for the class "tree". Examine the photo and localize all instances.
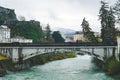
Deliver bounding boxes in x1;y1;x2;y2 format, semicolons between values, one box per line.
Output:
18;16;26;21
45;24;51;40
107;8;117;42
52;31;65;43
99;1;109;43
40;24;54;43
114;0;120;24
11;20;44;43
99;1;116;44
81;17;91;36
81;18;97;42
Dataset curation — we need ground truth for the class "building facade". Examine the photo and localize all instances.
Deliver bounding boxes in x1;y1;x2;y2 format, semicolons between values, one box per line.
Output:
0;25;33;43
0;25;10;42
73;32;86;42
11;36;33;43
11;38;32;43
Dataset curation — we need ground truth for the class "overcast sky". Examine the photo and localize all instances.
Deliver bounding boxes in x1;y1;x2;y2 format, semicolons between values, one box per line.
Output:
0;0;117;32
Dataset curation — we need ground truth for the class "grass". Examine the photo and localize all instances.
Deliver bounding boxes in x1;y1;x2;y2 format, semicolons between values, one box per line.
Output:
0;55;8;60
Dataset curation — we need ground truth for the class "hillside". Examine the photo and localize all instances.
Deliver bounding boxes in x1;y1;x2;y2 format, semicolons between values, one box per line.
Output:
0;6;17;25
0;6;44;43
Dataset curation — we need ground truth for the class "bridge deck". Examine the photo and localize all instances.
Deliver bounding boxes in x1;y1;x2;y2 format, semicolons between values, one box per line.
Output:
0;43;117;47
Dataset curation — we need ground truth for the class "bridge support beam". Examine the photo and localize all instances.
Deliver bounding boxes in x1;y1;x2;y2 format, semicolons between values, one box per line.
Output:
103;48;111;60
104;48;107;60
92;48;94;55
112;47;116;57
12;48;19;62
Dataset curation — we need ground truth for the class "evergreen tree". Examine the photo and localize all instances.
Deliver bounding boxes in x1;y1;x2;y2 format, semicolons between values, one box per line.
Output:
81;18;91;36
99;1;109;43
45;24;51;40
81;18;97;42
107;8;116;42
114;0;120;23
99;1;116;44
52;31;65;43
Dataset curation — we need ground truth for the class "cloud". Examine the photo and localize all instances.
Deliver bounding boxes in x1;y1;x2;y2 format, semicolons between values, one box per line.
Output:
0;0;117;32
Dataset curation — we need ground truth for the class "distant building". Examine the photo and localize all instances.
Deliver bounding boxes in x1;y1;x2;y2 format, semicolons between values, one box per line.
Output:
65;33;74;42
59;31;74;42
60;30;100;42
73;31;87;42
59;32;66;40
73;31;100;42
0;25;33;43
94;32;100;37
0;25;10;42
11;36;32;43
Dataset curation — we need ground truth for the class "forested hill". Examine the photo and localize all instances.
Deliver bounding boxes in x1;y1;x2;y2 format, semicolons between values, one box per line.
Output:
0;6;44;43
10;20;44;43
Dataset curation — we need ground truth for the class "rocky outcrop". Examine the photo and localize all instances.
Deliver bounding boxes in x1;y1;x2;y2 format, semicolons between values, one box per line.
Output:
0;6;17;25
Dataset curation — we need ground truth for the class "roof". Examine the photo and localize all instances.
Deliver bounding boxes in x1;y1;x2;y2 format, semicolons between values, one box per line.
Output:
75;31;83;34
0;25;9;29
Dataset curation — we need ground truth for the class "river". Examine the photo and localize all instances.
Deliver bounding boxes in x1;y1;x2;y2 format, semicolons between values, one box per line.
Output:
0;55;116;80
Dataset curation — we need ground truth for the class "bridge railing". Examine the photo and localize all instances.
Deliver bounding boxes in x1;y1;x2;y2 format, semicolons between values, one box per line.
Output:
0;42;117;47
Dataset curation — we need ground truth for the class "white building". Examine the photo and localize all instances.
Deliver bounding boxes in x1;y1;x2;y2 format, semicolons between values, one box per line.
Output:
0;25;33;43
94;32;100;37
11;36;32;43
0;25;10;42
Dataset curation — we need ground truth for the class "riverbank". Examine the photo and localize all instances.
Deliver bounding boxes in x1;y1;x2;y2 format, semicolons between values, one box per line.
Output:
0;59;15;76
26;52;76;67
92;56;120;79
0;52;76;76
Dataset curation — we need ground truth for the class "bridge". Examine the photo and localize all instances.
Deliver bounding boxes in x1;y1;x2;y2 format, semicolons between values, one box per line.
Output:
0;43;117;62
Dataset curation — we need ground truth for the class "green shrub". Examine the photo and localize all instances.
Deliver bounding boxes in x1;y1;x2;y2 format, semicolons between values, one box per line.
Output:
66;52;76;58
104;56;120;75
27;52;76;67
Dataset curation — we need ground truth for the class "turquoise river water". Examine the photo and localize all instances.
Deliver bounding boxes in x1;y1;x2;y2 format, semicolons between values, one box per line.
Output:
0;55;117;80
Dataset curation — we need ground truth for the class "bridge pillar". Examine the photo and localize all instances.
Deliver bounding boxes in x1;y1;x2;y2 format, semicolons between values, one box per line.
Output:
18;48;23;58
117;36;120;61
9;48;13;58
107;48;110;58
2;48;5;55
92;48;94;55
103;48;111;60
112;47;115;57
12;48;19;62
12;48;23;62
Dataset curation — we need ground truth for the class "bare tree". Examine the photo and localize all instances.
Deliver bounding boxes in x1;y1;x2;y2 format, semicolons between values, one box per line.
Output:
18;16;26;21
